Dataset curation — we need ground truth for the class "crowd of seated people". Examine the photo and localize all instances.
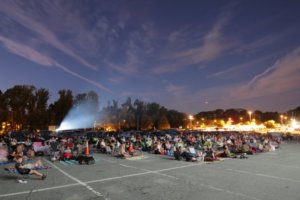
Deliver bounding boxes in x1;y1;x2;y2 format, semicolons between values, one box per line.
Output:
0;130;295;166
0;131;86;164
0;129;295;184
92;131;286;162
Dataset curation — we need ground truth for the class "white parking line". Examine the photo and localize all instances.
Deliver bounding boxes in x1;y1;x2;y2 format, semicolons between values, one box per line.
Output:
86;163;261;200
0;183;80;198
204;184;262;200
97;158;116;163
86;171;154;184
0;162;201;198
242;159;300;170
0;161;262;200
156;162;203;172
226;168;300;184
119;164;139;169
119;164;179;179
43;159;106;199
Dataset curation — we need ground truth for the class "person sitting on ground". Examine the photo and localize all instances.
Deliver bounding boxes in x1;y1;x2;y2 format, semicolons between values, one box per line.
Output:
10;138;18;151
14;155;46;180
23;138;32;150
105;141;112;154
0;138;6;147
128;143;135;156
0;146;8;163
182;146;201;162
71;142;81;158
204;138;213;149
216;138;224;150
164;140;172;155
115;143;129;158
220;145;236;158
115;140;121;152
62;146;72;160
145;138;152;151
174;146;183;161
153;141;162;154
97;139;106;153
263;143;271;152
19;158;46;170
204;147;216;162
9;144;28;161
241;141;254;155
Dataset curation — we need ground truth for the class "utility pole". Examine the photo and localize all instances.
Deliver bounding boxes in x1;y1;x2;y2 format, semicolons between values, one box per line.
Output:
136;116;139;131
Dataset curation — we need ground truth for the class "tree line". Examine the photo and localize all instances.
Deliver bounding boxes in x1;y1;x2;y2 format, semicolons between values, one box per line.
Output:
0;85;299;131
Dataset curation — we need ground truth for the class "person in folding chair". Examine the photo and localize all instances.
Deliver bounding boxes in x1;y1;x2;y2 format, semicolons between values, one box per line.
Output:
14;155;47;183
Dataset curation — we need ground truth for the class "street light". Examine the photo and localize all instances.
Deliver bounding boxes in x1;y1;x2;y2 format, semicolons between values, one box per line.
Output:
188;115;194;129
248;111;252;122
239;117;243;123
280;115;284;124
123;119;126;130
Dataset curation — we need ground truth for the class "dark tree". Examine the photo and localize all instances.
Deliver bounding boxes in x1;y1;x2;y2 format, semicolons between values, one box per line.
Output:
48;90;73;126
4;85;36;130
140;115;153;130
0;90;8;130
120;97;135;130
157;115;170;130
167;110;187;128
288;107;300;120
27;88;50;130
134;99;145;130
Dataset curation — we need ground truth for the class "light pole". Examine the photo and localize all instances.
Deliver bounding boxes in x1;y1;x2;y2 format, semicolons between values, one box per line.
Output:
122;119;126;130
188;115;194;129
284;116;288;124
280;115;283;125
248;111;252;123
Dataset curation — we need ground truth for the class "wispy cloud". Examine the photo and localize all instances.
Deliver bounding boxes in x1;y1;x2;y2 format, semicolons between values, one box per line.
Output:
233;33;287;55
166;84;185;96
105;22;156;75
105;59;139;75
108;76;124;84
159;47;300;112
209;52;280;79
168;26;189;43
153;12;233;74
233;46;300;99
0;34;112;93
0;1;97;70
0;35;55;66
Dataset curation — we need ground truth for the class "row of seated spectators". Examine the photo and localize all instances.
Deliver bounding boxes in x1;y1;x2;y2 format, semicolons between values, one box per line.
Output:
0;131;297;164
0;131;89;163
94;131;284;162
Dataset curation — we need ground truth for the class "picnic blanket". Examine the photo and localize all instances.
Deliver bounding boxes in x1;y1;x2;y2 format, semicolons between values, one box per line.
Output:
59;160;78;165
126;155;146;160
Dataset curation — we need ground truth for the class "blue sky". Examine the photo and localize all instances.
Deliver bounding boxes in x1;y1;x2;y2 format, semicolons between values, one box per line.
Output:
0;0;300;113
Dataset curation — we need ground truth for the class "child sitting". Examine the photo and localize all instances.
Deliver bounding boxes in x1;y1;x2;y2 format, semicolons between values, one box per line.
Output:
62;146;72;160
14;155;46;180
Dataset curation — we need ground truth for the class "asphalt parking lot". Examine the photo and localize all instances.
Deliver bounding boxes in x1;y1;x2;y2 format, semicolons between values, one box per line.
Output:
1;142;300;200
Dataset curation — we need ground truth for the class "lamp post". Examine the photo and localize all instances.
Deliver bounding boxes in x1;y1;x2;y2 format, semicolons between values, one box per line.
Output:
240;117;243;124
188;115;194;129
93;121;96;130
123;119;126;130
280;115;283;125
248;111;252;123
